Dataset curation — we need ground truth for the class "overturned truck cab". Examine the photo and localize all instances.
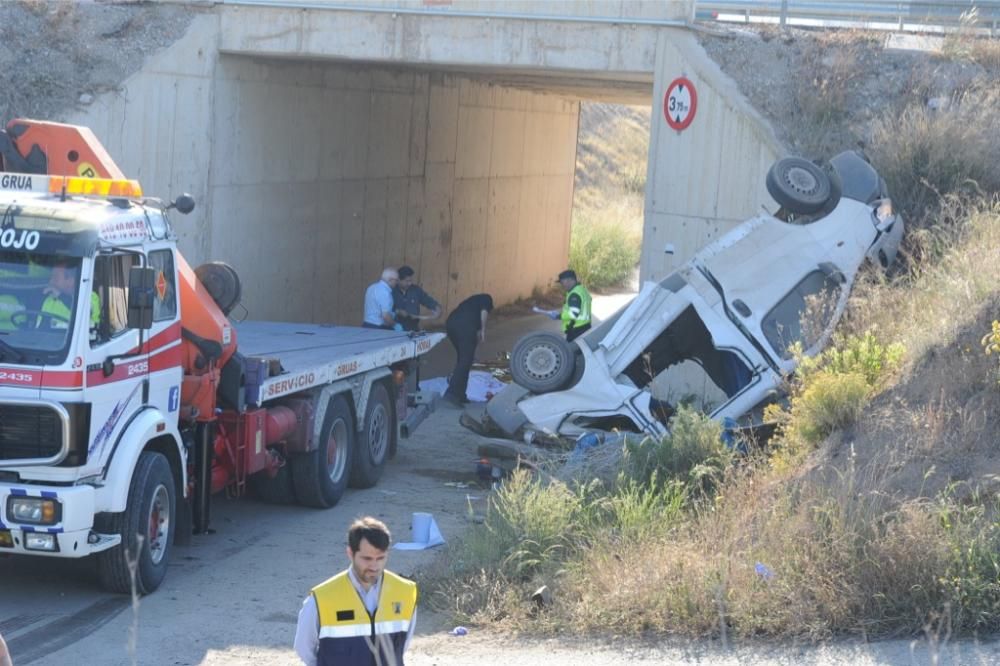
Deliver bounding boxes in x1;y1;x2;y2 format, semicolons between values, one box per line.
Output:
483;151;905;440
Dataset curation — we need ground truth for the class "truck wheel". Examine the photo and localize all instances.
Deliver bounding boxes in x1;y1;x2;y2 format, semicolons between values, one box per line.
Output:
765;157;833;215
510;331;576;394
96;452;176;595
248;461;296;505
350;382;394;489
292;394;354;508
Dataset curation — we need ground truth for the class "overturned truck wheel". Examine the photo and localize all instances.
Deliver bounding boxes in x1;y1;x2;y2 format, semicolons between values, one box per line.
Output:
765;157;833;215
510;331;575;394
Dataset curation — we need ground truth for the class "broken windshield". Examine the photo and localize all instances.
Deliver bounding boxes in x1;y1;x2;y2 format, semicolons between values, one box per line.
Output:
0;252;85;364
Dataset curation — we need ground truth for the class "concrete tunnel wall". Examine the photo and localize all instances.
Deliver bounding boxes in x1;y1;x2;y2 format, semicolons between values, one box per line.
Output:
65;13;578;324
209;56;578;323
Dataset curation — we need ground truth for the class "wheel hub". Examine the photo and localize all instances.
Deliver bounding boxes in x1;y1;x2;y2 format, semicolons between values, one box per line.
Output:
785;166;819;194
147;484;170;565
368;404;388;461
524;344;560;379
327;418;349;483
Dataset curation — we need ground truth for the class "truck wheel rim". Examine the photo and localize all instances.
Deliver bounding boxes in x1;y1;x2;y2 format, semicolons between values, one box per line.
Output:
147;484;170;565
524;344;560;379
785;165;819;195
368;403;388;462
327;417;349;483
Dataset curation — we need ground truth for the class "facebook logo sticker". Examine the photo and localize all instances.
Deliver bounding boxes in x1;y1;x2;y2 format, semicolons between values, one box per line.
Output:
168;386;180;412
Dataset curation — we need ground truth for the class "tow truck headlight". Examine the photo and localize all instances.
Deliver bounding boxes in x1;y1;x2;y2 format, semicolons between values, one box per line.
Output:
24;533;58;552
7;497;61;525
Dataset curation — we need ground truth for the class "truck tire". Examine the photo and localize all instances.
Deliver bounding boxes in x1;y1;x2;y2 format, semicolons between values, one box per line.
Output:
510;331;576;394
350;382;394;489
96;452;176;595
248;461;296;505
291;394;354;508
765;157;833;215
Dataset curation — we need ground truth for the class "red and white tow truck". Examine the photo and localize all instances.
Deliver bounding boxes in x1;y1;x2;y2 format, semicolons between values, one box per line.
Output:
0;119;442;593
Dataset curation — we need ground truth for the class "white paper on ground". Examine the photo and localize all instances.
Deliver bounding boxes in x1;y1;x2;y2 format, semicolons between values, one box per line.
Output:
393;513;446;550
419;370;507;403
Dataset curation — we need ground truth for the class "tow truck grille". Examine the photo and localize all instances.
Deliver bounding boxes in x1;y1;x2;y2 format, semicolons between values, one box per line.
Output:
0;405;63;461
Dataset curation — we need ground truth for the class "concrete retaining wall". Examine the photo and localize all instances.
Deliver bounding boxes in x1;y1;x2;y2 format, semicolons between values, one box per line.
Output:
642;30;783;281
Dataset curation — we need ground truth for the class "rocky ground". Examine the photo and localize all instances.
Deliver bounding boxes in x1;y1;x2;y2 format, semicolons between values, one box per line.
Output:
698;24;998;159
0;1;195;125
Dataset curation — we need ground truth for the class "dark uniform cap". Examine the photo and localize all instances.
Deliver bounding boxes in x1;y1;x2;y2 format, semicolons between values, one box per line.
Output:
557;269;577;282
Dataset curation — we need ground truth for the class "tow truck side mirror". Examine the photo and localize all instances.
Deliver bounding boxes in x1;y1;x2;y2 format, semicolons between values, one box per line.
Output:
127;266;155;331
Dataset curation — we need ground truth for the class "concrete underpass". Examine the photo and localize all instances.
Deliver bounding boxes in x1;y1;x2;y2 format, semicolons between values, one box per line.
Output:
66;0;782;323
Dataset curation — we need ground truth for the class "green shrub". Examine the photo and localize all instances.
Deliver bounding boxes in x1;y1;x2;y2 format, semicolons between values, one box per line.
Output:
489;470;583;577
568;218;640;290
798;331;905;390
788;370;869;445
624;405;730;493
770;332;905;468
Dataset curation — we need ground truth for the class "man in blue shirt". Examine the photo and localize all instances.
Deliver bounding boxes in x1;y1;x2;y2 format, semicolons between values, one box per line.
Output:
362;268;399;330
393;266;441;332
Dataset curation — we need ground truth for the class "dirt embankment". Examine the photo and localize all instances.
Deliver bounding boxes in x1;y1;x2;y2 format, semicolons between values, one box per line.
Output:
698;25;997;159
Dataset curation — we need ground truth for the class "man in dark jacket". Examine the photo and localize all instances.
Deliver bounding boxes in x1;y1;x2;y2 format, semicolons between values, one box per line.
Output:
443;293;493;406
392;266;441;332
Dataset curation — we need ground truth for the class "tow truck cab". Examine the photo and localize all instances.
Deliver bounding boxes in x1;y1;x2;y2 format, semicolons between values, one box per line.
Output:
0;173;186;562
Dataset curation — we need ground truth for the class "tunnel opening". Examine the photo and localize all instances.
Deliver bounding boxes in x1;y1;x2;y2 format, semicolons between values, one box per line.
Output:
205;54;653;325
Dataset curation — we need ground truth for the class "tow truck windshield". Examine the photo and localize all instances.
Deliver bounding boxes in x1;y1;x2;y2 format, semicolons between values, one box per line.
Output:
0;251;83;363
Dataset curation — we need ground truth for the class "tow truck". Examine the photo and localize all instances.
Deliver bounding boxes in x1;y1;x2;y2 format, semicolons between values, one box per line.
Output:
0;119;442;593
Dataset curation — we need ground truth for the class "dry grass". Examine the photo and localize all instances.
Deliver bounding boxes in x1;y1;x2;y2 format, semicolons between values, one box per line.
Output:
569;103;649;289
843;199;1000;366
868;90;1000;225
942;8;1000;68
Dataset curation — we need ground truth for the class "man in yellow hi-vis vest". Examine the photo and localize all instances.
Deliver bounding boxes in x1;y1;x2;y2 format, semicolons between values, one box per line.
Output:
39;261;100;332
294;517;417;666
557;269;592;342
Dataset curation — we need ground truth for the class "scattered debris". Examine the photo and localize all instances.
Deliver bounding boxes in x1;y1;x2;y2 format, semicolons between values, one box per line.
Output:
531;585;552;608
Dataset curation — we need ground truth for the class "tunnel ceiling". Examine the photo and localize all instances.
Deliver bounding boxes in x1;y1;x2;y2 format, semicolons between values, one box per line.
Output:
223;52;654;105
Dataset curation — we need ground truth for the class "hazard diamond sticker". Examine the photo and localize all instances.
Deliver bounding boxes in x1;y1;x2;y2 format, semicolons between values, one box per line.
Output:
156;271;167;301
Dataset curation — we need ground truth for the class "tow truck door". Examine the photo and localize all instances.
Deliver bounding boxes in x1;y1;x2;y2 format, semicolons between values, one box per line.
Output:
84;252;149;470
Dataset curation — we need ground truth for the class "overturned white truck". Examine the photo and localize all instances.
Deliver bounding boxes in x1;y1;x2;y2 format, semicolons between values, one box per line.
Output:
484;151;905;440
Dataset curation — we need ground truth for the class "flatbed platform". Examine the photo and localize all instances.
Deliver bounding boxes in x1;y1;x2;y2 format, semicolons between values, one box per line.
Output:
233;321;444;404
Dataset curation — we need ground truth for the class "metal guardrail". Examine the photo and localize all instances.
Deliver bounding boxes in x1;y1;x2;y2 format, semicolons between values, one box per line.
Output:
697;1;1000;31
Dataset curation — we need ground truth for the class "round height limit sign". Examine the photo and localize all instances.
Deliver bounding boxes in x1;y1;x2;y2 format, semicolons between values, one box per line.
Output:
663;76;698;132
